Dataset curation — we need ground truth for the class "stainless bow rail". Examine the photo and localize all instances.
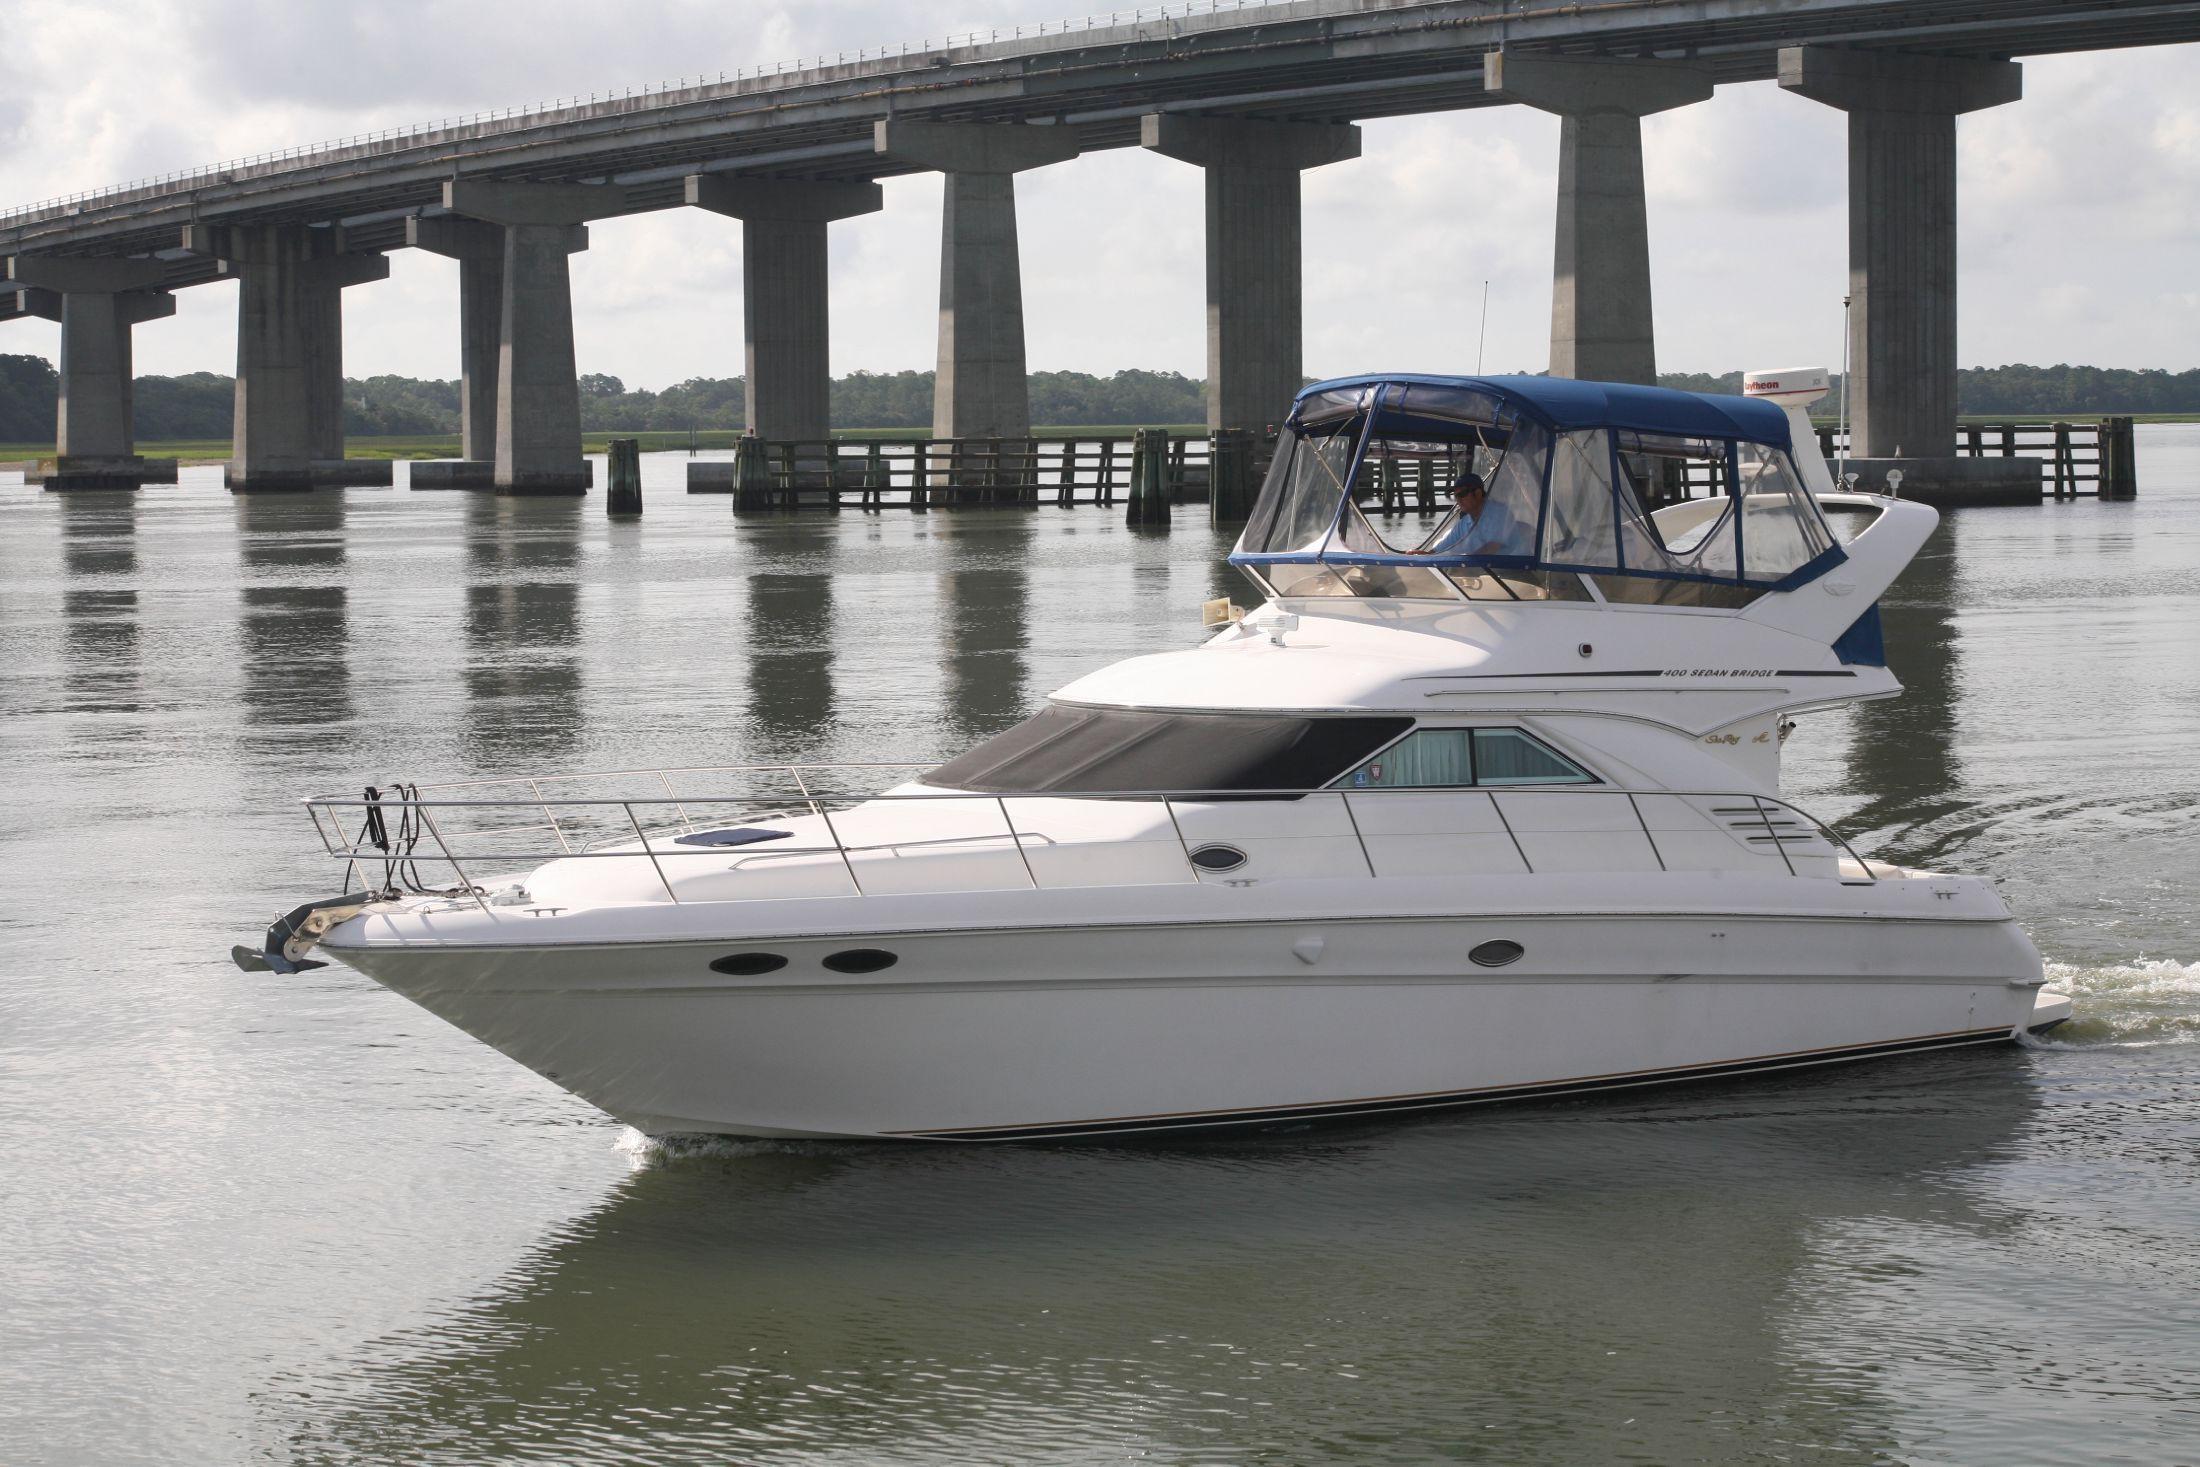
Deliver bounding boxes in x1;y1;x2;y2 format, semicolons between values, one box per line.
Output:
303;763;1885;911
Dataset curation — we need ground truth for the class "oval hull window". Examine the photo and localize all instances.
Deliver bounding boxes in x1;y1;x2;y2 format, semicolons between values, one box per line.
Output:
709;952;788;976
822;948;898;975
1189;844;1248;872
676;826;794;848
1469;939;1525;968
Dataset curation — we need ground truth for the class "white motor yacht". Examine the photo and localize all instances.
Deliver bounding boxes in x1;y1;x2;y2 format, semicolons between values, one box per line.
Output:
241;368;2069;1140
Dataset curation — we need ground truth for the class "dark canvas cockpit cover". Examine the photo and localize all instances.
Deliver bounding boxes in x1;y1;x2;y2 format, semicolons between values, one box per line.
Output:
925;706;1413;795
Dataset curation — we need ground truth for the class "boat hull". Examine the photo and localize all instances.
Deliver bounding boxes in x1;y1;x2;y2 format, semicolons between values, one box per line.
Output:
325;895;2052;1141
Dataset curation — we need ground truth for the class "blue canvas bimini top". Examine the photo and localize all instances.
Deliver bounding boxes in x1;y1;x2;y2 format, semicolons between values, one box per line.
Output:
1294;373;1794;450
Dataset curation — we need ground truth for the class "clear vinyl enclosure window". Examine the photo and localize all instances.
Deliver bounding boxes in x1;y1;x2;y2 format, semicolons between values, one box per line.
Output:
1737;442;1836;581
1232;376;1846;605
1239;399;1365;556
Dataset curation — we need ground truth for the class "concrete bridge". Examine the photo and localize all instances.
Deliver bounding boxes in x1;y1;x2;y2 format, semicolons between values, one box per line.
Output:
4;0;2196;493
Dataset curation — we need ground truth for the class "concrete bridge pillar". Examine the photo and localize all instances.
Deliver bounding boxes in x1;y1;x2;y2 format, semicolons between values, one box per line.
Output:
1486;53;1714;386
685;175;883;442
874;122;1081;440
405;215;505;483
1141;114;1360;434
1781;46;2023;462
182;224;390;493
494;221;591;494
444;180;624;495
5;256;176;488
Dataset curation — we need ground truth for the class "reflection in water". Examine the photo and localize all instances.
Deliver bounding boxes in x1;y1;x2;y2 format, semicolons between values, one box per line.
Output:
1208;524;1254;612
58;492;142;715
743;517;838;755
938;514;1031;743
462;496;583;768
279;1055;2040;1465
1842;517;1961;857
236;493;352;733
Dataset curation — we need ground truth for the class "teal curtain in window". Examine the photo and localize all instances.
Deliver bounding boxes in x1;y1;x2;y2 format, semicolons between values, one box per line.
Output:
1473;729;1588;784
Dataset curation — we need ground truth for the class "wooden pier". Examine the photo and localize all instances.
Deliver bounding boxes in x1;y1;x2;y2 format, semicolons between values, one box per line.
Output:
686;433;1272;522
672;417;2142;518
1807;417;2139;498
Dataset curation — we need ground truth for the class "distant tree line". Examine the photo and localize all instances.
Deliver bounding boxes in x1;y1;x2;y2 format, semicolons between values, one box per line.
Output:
0;354;58;442
2;352;2195;446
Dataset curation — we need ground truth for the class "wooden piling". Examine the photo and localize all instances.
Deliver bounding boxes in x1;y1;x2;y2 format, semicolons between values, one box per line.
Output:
731;435;770;511
1209;427;1256;525
2100;416;2138;499
605;438;643;516
1127;427;1170;527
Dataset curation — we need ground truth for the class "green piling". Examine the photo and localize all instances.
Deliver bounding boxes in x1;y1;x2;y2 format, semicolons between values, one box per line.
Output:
606;438;643;516
1209;427;1255;525
1127;427;1171;527
2101;416;2138;499
732;435;770;511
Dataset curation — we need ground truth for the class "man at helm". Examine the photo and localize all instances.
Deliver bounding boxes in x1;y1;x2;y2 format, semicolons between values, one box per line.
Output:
1419;471;1531;557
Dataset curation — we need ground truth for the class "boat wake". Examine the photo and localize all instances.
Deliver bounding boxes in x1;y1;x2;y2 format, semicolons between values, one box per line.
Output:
614;1126;892;1168
2027;957;2200;1049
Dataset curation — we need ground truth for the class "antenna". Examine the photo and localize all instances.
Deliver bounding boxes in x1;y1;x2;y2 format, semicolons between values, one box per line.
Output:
1837;293;1852;487
1476;279;1491;374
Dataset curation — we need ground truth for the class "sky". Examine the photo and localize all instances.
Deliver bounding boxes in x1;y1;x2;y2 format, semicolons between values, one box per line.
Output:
1;1;2195;391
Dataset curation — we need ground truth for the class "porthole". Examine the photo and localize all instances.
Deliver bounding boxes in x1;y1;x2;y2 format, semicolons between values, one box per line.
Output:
1188;844;1248;872
1469;939;1524;968
822;948;898;975
709;952;787;976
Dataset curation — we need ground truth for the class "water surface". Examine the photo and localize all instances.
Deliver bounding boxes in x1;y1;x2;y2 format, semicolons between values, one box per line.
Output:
3;433;2196;1465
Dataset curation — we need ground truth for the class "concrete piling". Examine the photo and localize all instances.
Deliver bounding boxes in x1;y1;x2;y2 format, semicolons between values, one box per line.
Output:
1780;47;2023;465
443;180;639;495
492;222;591;495
181;224;391;493
1140;115;1361;434
684;176;883;443
5;257;175;489
873;122;1082;445
405;215;505;488
1486;53;1714;386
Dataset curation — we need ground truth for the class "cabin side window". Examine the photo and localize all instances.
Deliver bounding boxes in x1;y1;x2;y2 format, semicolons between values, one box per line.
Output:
924;706;1415;795
1331;727;1597;789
